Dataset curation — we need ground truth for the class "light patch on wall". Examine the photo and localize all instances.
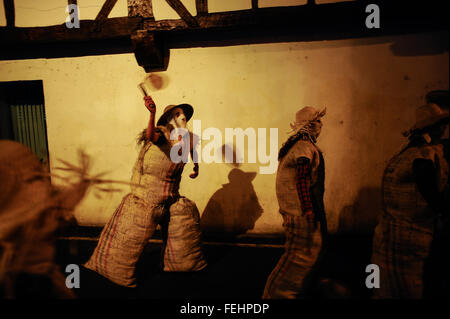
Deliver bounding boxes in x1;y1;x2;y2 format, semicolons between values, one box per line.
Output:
108;0;128;18
0;0;5;26
259;0;307;8
208;0;251;13
14;0;67;27
76;0;127;20
13;0;127;27
153;0;197;20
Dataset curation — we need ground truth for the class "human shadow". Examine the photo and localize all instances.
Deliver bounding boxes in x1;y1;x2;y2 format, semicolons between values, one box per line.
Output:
318;187;383;298
200;168;263;239
337;187;382;236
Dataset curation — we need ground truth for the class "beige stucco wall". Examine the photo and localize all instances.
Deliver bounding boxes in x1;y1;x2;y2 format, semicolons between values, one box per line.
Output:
0;1;448;235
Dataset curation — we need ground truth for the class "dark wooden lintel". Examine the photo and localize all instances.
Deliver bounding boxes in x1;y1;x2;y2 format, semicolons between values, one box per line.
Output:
0;17;142;45
1;1;447;46
0;0;447;67
139;1;447;35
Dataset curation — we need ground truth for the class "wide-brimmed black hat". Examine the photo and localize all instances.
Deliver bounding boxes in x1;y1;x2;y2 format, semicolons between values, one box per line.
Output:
157;104;194;126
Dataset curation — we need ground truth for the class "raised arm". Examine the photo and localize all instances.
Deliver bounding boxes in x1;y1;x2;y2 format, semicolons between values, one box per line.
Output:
189;132;199;179
144;96;160;143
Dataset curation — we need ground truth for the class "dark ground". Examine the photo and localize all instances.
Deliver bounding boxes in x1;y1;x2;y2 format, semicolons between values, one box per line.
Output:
54;230;375;299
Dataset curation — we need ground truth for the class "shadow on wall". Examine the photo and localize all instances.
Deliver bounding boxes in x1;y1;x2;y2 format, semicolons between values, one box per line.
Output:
389;31;449;56
337;187;382;236
313;187;383;299
200;168;263;238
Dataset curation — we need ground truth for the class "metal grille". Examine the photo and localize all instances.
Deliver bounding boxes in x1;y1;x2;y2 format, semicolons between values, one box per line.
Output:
10;104;49;165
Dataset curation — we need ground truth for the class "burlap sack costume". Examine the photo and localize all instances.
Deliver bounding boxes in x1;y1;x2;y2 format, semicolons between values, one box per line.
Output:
84;126;207;287
0;140;92;298
263;106;327;299
371;102;449;298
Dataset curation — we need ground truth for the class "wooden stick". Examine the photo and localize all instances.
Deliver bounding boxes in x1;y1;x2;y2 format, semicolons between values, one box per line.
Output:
165;0;199;27
195;0;208;16
95;0;119;21
4;0;15;28
252;0;258;10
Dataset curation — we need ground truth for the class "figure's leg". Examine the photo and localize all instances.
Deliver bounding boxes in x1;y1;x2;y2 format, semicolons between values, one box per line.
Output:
84;194;164;287
162;197;207;272
372;219;432;299
262;213;322;299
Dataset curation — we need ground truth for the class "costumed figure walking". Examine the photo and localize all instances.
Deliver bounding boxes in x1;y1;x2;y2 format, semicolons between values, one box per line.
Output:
371;91;449;298
84;95;207;287
263;106;327;299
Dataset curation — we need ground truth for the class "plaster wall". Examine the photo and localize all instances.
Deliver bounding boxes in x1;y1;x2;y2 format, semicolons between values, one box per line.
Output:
0;1;448;235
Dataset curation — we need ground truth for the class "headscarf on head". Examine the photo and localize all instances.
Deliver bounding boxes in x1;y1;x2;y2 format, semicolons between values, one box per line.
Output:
279;106;326;160
403;102;449;140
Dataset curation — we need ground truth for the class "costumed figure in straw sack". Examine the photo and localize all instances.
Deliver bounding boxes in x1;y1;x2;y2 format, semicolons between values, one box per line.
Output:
0;141;96;298
84;95;207;287
263;106;328;299
371;91;449;298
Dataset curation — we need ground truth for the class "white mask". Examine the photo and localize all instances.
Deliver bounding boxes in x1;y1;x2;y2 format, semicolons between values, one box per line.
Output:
168;107;187;129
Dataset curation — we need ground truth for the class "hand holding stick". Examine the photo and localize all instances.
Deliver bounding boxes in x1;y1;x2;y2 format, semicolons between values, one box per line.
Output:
189;163;199;179
142;95;159;143
144;95;156;113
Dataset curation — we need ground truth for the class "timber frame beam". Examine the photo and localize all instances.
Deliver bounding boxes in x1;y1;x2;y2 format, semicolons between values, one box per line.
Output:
0;0;448;71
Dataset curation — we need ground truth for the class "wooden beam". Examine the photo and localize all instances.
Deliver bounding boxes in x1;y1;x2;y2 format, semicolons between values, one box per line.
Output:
95;0;118;21
0;0;447;66
195;0;208;16
142;4;357;32
128;0;154;19
165;0;199;27
131;30;169;72
1;2;447;43
139;1;448;33
4;0;15;28
0;17;141;44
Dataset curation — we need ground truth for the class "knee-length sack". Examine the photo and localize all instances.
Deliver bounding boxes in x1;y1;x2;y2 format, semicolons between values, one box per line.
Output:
85;134;207;287
371;143;448;298
84;196;207;287
163;197;208;272
84;194;166;287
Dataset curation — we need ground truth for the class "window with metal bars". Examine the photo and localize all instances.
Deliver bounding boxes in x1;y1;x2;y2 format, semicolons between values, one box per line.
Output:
0;80;49;168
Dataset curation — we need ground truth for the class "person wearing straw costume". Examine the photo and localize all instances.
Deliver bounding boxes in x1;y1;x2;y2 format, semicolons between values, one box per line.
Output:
84;95;207;288
371;92;449;299
0;140;95;298
263;106;328;299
